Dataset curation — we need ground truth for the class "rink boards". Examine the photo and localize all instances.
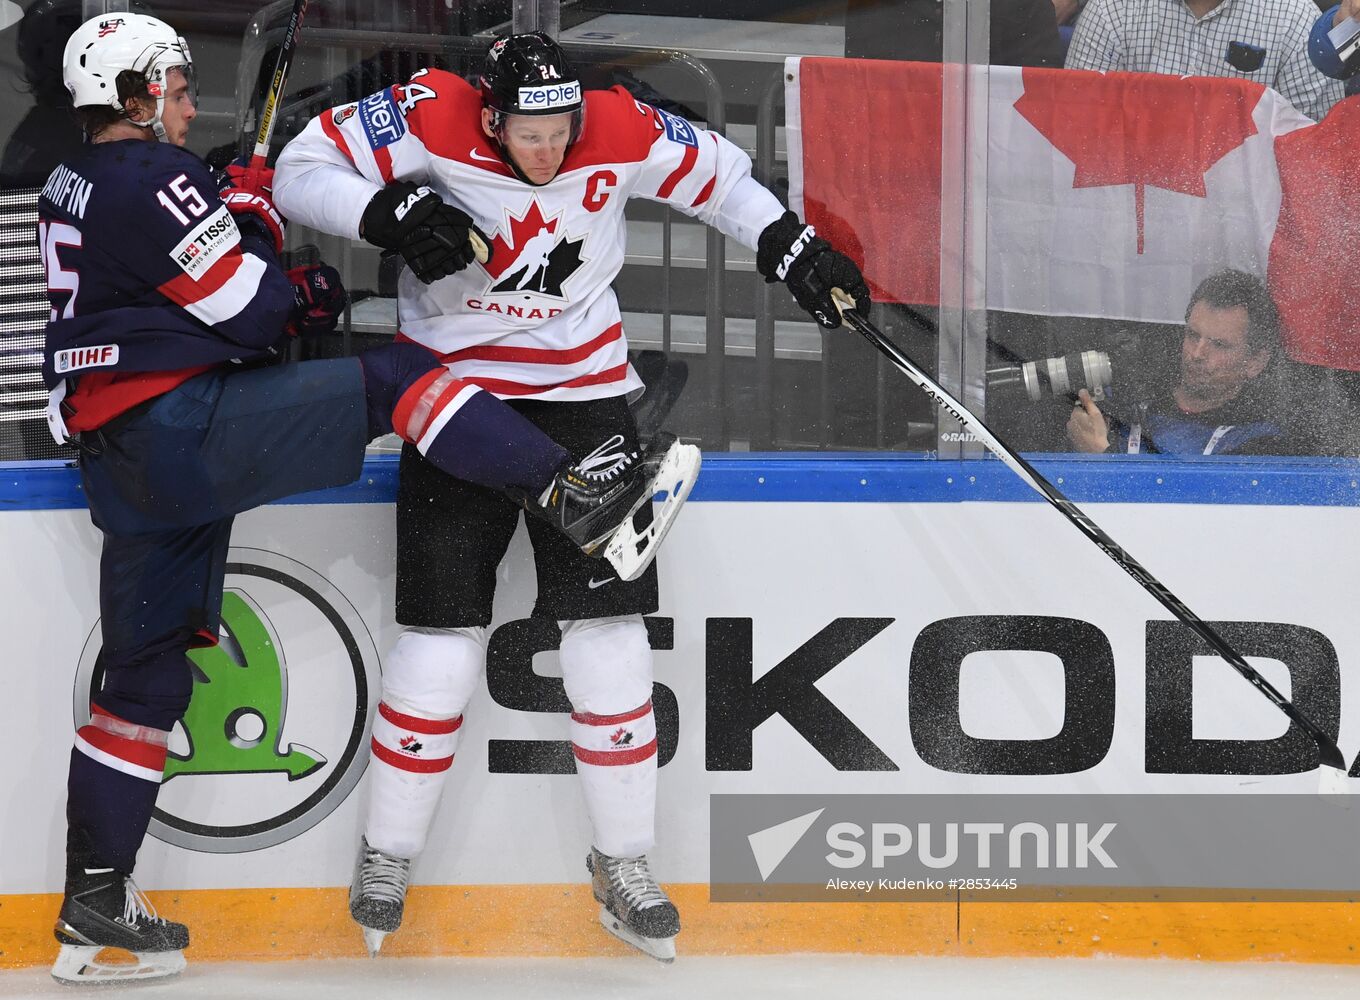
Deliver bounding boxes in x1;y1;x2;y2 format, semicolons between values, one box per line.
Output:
3;454;1360;965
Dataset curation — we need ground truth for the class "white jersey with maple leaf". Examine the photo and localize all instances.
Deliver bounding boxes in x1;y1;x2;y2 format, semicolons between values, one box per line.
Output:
274;69;785;401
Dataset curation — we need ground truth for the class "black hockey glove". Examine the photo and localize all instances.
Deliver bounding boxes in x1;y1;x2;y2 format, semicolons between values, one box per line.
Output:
360;182;491;284
756;211;871;330
285;263;346;337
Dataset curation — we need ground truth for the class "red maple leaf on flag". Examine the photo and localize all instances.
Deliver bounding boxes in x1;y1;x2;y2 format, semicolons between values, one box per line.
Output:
797;58;943;305
483;199;559;281
1013;69;1262;254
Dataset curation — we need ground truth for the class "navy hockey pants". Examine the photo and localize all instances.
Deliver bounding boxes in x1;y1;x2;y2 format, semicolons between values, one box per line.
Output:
79;359;368;729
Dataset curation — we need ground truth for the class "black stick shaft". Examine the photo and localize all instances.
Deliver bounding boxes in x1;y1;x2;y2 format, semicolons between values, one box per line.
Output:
840;307;1346;772
251;0;309;166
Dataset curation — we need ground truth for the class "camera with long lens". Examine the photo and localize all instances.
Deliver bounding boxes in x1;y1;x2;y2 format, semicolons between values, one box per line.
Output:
987;350;1113;403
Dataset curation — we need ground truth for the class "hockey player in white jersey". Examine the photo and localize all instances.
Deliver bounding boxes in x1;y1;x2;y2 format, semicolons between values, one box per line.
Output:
273;32;869;963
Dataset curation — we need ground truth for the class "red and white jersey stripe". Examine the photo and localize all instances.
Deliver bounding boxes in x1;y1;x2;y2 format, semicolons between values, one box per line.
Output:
158;247;271;328
275;70;785;402
74;705;169;784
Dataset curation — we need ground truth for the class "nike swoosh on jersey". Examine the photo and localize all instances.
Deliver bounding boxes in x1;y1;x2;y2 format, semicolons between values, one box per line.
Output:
587;577;615;589
468;147;501;163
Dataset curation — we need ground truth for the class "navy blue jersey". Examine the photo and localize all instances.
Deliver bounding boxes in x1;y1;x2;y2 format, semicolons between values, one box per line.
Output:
38;140;293;389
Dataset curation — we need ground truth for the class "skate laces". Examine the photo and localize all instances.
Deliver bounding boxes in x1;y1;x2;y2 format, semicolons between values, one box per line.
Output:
574;435;634;483
121;878;165;928
359;845;411;904
602;854;668;911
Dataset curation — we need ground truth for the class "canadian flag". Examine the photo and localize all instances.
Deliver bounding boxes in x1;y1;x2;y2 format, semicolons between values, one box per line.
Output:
786;58;1360;370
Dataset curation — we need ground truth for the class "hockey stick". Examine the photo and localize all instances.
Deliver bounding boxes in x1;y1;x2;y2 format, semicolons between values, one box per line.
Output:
249;0;309;171
830;291;1349;773
248;0;488;264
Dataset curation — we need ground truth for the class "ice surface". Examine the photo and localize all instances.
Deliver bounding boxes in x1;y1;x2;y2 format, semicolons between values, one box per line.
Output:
0;954;1358;1000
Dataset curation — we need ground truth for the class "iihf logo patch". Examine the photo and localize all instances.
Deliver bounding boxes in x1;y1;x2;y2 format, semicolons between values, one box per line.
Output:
54;345;118;374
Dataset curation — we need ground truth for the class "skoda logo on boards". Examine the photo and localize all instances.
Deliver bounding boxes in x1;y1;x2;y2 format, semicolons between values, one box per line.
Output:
72;549;380;853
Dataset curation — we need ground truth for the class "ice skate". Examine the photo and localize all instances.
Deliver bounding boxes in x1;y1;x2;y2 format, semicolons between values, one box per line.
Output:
587;847;680;963
528;432;700;583
51;870;188;984
349;836;412;957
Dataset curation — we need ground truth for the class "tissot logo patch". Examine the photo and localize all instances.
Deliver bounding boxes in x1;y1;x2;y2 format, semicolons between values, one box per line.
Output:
170;206;240;279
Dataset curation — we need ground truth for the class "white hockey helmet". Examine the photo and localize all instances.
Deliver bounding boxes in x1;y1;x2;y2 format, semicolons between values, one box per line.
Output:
62;12;193;137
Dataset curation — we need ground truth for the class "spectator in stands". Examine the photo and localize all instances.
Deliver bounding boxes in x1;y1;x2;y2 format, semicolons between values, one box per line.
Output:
2;0;90;188
1054;0;1086;28
1307;0;1360;79
1053;0;1087;60
1065;0;1345;121
844;0;1065;67
1066;270;1295;455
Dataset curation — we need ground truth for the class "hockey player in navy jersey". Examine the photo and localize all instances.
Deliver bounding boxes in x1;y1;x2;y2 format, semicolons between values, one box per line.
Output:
274;32;870;962
43;14;696;984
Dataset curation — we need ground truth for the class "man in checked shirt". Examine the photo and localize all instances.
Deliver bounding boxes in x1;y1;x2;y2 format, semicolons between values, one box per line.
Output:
1065;0;1344;120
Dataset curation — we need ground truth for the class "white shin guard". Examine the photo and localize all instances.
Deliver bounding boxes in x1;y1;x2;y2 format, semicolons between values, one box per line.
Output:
561;616;658;859
366;626;486;859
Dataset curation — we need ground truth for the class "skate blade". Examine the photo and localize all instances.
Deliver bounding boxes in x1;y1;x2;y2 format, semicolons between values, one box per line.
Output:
51;943;186;983
597;905;677;963
361;926;389;958
602;441;701;583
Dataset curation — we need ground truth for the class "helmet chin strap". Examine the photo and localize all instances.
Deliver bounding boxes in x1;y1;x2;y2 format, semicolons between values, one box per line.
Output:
119;93;168;140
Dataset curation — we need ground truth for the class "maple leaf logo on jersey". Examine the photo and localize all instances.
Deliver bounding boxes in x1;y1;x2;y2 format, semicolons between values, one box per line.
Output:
399;735;424;755
481;198;585;300
610;727;634;748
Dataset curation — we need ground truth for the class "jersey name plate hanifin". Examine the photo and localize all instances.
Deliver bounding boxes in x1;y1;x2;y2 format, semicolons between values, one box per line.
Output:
170;206;240;279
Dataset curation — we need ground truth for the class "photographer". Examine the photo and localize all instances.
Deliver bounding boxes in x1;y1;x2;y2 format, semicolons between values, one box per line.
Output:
1066;270;1294;456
